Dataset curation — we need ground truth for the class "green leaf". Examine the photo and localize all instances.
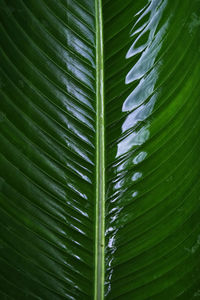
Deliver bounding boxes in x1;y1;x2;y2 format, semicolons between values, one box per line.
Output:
0;0;200;299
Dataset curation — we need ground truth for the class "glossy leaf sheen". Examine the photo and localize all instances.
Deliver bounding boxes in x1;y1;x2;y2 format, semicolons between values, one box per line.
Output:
0;0;200;299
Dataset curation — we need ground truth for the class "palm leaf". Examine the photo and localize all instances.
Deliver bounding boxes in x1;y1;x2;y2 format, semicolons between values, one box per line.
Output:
0;0;200;299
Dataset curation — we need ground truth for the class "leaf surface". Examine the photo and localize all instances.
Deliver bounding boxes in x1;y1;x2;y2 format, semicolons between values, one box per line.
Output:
0;0;200;299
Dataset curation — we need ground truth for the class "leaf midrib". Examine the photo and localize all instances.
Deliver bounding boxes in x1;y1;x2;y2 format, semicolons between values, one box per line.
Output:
94;0;105;299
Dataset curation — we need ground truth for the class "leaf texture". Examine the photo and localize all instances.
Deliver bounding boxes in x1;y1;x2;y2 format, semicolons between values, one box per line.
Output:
104;0;200;299
0;0;96;299
0;0;200;299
